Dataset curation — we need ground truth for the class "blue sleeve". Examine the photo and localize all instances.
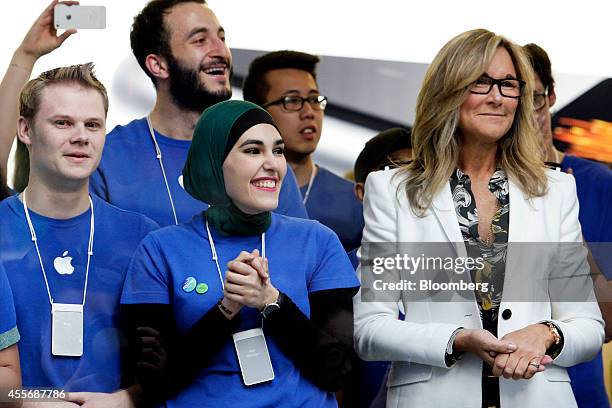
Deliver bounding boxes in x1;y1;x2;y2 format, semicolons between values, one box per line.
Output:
276;166;309;219
347;248;359;270
581;163;612;279
0;264;19;350
89;167;109;202
308;225;360;293
121;234;172;305
590;195;612;279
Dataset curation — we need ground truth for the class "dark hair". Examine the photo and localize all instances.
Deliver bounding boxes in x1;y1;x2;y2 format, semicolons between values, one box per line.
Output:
243;50;320;106
354;127;412;183
523;43;555;91
0;169;9;201
131;0;207;85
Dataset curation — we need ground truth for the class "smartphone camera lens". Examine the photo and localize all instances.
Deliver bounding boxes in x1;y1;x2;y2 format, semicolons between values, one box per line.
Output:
67;14;72;20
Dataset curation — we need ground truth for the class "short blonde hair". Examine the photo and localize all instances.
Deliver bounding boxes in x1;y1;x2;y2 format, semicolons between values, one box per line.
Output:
19;62;108;122
401;29;547;215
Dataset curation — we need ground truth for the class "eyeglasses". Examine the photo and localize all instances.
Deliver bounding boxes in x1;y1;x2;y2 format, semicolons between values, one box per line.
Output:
376;157;411;171
262;95;328;112
533;89;549;110
469;74;525;98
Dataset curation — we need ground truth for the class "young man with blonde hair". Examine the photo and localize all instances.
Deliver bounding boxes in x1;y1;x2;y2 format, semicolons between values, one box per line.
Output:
0;63;157;407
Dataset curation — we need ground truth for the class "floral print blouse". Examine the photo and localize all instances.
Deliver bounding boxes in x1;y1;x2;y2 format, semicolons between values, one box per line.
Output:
450;168;510;334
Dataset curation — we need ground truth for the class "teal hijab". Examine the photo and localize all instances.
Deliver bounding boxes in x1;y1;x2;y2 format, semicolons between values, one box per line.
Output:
183;100;280;236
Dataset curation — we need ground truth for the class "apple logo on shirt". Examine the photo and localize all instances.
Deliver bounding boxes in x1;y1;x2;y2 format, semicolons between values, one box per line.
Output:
178;175;185;190
54;251;75;275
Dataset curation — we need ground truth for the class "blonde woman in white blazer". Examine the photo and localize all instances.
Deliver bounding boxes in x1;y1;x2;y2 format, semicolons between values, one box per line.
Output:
353;29;604;408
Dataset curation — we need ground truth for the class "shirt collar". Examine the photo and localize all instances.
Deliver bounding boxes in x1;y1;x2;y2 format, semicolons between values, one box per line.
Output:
488;168;508;194
450;167;508;193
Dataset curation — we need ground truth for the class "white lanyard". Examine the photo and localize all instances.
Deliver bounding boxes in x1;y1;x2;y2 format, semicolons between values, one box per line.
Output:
205;220;265;290
22;190;95;307
302;163;317;205
146;116;179;225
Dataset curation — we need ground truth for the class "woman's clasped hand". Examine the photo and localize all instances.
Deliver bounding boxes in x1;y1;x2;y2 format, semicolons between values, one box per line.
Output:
223;249;279;313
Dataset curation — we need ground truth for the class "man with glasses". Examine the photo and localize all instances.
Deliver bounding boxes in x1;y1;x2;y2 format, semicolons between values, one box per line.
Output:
243;50;364;251
524;42;612;408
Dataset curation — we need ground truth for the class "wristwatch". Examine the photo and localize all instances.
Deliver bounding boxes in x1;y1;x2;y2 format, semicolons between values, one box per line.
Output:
541;321;563;359
261;292;284;319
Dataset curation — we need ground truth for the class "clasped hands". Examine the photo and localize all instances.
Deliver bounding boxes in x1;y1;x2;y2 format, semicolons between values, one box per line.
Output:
454;324;555;380
220;249;279;316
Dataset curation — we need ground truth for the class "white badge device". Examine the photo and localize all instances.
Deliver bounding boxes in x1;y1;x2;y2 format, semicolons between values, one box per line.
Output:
233;328;274;386
54;5;106;29
51;303;84;357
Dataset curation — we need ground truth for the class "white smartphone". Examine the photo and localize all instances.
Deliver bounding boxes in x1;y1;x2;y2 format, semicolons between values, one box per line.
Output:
54;4;106;29
233;328;275;386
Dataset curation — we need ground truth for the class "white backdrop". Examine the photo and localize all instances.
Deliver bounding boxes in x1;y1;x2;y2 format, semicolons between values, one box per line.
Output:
209;0;612;77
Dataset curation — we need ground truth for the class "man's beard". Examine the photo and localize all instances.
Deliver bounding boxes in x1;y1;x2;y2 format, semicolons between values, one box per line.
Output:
166;53;232;113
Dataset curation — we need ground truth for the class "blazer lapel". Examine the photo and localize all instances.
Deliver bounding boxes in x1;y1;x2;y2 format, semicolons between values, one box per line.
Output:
507;178;537;243
431;182;467;258
503;178;540;303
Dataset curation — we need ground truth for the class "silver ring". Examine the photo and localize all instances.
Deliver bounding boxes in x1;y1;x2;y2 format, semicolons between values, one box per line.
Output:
528;361;540;368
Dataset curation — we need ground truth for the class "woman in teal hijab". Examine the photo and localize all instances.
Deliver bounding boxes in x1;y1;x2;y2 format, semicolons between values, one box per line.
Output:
122;100;360;407
183;100;282;236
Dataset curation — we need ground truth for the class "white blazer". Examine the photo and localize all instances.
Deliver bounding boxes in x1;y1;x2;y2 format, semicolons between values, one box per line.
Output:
353;167;604;408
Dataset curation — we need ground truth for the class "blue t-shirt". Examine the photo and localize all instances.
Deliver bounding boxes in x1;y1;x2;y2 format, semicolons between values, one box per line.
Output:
0;195;158;391
300;166;364;251
91;118;308;227
0;262;19;351
561;155;612;275
121;212;359;408
561;155;612;408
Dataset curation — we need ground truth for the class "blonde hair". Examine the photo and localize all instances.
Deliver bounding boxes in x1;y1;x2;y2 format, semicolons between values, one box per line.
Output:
401;29;547;215
19;62;108;121
16;63;108;191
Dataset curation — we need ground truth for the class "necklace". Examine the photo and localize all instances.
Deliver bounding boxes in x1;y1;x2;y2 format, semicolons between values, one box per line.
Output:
482;199;500;246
